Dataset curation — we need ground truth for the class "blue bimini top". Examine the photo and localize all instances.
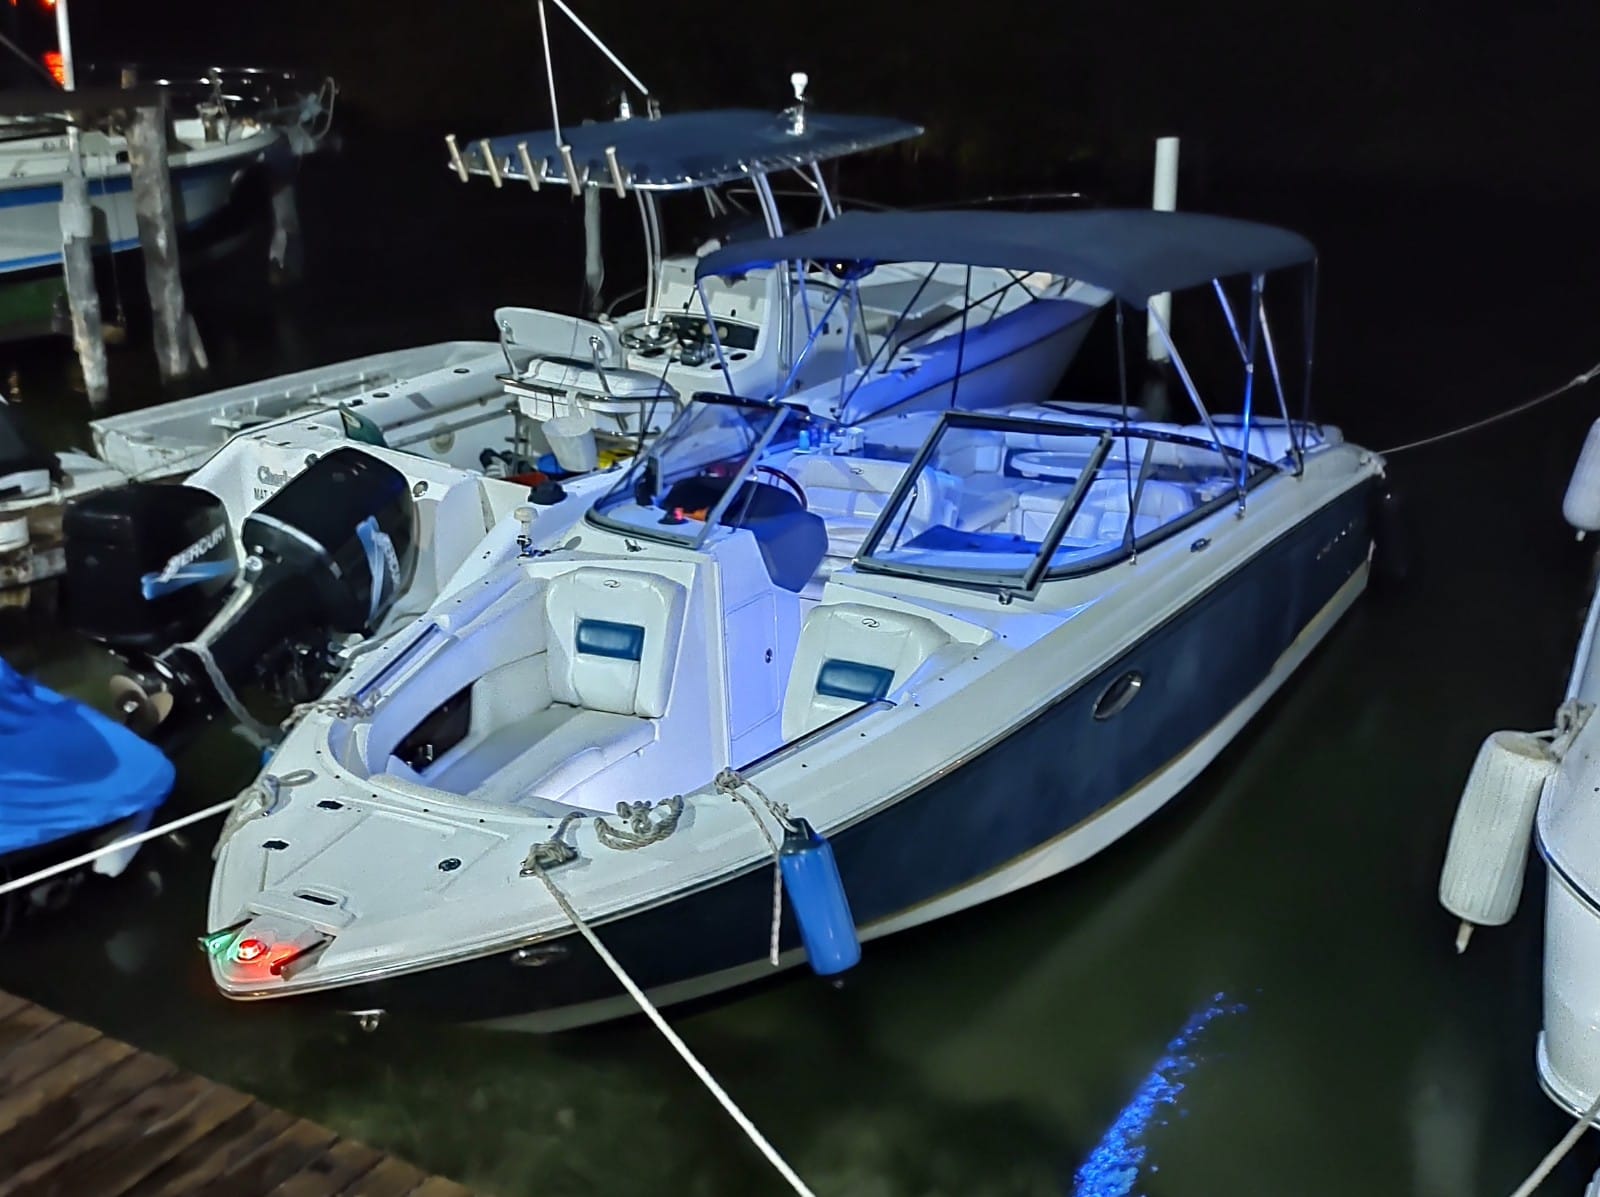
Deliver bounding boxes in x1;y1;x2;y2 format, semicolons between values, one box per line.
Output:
0;656;175;858
697;208;1316;309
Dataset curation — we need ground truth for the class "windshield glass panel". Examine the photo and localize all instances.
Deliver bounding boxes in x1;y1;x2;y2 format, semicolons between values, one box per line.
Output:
858;415;1267;585
588;396;819;547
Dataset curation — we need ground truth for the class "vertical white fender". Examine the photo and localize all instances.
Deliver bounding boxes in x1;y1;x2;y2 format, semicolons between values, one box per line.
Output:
1439;730;1557;949
1564;418;1600;538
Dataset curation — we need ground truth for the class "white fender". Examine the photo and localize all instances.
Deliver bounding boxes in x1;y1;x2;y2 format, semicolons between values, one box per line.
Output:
1440;729;1558;950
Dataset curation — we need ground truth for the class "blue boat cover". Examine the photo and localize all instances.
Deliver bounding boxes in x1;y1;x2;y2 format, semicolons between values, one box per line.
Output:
696;209;1316;308
459;109;920;192
0;657;174;859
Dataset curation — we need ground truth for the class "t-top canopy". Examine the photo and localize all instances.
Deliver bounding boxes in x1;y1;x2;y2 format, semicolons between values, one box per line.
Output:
695;209;1316;308
454;108;921;193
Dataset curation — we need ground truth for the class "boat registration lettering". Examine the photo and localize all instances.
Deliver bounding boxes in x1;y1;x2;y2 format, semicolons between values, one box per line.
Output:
253;465;294;501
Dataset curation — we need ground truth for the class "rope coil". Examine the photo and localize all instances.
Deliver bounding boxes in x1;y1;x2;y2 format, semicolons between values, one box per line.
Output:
593;796;684;851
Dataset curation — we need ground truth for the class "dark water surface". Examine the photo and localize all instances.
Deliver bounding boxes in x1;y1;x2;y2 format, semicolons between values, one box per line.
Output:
0;120;1598;1197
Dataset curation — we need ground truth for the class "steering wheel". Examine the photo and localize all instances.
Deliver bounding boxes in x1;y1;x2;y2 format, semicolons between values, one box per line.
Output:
621;321;678;353
754;465;807;509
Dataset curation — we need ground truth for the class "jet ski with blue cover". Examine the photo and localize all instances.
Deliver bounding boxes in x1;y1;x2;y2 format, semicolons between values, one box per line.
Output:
0;655;175;919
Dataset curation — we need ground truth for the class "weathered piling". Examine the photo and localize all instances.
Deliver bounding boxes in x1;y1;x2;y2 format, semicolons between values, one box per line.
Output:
125;102;200;383
58;142;108;406
268;167;304;285
52;0;107;404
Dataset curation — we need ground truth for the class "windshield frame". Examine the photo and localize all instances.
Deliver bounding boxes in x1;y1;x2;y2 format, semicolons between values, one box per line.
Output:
853;410;1280;597
584;392;805;550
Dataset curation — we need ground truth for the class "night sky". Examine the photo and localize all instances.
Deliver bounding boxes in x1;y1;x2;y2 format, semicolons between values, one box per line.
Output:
25;0;1600;201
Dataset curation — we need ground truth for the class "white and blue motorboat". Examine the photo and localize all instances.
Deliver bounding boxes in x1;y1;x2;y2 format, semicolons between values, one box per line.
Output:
201;209;1385;1029
0;654;174;918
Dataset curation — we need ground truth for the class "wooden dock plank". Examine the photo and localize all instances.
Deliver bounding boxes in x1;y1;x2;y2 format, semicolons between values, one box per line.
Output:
121;1104;299;1197
0;1016;100;1089
0;990;473;1197
34;1072;258;1197
0;1049;176;1185
0;1000;62;1053
0;1066;228;1195
216;1120;343;1197
334;1156;431;1197
0;1035;133;1134
405;1178;477;1197
264;1137;387;1197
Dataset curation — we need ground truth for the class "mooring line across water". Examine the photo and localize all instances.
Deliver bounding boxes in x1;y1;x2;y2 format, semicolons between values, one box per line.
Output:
0;797;236;899
1377;359;1600;457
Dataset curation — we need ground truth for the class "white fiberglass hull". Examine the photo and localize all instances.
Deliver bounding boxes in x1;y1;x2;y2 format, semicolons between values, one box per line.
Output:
90;341;511;480
1536;609;1600;1116
204;429;1378;1029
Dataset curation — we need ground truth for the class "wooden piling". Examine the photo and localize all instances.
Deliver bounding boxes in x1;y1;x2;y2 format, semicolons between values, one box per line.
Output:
268;164;305;285
125;102;198;384
58;138;108;406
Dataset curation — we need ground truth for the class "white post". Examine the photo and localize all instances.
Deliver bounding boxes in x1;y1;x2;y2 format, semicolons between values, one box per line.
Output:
1146;136;1180;364
53;0;76;89
583;186;602;314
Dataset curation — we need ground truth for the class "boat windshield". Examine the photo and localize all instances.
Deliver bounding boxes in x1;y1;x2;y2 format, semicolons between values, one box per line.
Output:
856;413;1271;590
588;395;821;548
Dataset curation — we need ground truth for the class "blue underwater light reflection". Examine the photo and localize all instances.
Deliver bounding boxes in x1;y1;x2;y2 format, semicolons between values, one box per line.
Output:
1070;993;1247;1197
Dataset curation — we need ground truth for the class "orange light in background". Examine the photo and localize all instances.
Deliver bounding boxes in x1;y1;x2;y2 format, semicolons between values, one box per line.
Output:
41;51;64;86
40;0;57;8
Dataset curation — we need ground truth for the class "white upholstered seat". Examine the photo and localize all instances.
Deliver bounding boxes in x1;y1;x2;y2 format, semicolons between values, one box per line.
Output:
544;567;687;718
781;602;952;740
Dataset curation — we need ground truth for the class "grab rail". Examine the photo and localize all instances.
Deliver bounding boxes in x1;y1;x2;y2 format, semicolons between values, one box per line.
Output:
738;699;896;777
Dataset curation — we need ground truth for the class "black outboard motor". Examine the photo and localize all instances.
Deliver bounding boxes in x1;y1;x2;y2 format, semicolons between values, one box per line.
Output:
65;448;417;747
65;483;238;652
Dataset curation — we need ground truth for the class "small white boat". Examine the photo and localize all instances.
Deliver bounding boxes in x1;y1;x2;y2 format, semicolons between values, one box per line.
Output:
90;341;516;482
198;209;1384;1030
0;117;275;275
0;70;333;277
91;102;1100;487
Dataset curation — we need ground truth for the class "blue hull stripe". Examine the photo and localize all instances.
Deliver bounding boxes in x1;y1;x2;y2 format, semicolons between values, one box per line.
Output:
290;480;1376;1021
0;159;244;274
0;157;237;210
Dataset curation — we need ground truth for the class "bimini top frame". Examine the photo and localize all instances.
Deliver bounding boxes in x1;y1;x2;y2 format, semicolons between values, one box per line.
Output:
446;107;921;196
696;207;1322;484
441;1;923;364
